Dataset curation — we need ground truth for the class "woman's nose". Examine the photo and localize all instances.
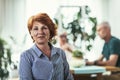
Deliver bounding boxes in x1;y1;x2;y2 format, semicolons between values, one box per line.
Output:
38;28;44;33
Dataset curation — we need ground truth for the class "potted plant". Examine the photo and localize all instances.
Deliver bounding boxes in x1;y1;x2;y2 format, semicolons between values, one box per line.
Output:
0;38;12;80
72;50;83;58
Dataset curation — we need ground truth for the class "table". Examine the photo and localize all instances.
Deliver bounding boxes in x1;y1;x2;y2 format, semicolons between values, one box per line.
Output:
70;66;120;80
70;66;106;80
104;66;120;74
104;66;120;71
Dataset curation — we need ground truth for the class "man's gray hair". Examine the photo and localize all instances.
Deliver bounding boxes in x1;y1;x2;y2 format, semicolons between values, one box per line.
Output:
97;21;111;30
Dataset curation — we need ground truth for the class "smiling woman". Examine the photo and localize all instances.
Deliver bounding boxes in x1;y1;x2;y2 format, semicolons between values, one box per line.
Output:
19;12;74;80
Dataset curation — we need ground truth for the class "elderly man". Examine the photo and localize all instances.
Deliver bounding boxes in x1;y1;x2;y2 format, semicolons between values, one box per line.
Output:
86;21;120;80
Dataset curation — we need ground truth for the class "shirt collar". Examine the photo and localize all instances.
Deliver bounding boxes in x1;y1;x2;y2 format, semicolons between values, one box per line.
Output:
32;44;43;57
32;43;58;58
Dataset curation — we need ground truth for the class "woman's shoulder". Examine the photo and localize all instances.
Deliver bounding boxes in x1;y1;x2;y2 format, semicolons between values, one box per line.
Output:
20;47;35;59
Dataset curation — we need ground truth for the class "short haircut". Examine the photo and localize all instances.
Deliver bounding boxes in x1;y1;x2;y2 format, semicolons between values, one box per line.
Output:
98;21;110;27
27;13;57;41
97;21;111;30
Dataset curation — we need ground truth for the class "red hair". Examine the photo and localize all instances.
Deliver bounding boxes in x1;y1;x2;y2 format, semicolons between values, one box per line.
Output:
27;13;57;41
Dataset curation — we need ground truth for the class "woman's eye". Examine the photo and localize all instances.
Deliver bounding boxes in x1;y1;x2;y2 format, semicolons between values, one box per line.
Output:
42;27;48;29
32;26;48;31
33;27;38;30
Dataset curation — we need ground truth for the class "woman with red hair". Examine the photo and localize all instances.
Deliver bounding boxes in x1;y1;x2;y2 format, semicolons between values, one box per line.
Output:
19;13;73;80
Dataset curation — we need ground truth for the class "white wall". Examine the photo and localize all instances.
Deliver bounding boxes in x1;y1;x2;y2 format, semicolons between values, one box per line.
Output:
0;0;105;42
0;0;107;60
109;0;120;38
26;0;61;21
95;0;120;38
0;0;26;43
0;0;5;35
1;0;120;61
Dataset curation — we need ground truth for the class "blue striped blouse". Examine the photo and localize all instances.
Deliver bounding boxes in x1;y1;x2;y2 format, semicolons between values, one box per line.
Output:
19;44;74;80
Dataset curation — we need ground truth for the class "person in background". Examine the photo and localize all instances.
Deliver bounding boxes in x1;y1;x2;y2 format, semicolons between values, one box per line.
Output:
86;21;120;66
86;21;120;80
58;32;73;53
55;32;76;62
19;13;73;80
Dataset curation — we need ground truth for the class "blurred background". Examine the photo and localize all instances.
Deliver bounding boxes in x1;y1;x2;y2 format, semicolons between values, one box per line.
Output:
0;0;120;80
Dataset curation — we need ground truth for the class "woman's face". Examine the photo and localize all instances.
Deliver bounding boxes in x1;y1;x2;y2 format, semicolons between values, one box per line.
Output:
30;21;50;44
